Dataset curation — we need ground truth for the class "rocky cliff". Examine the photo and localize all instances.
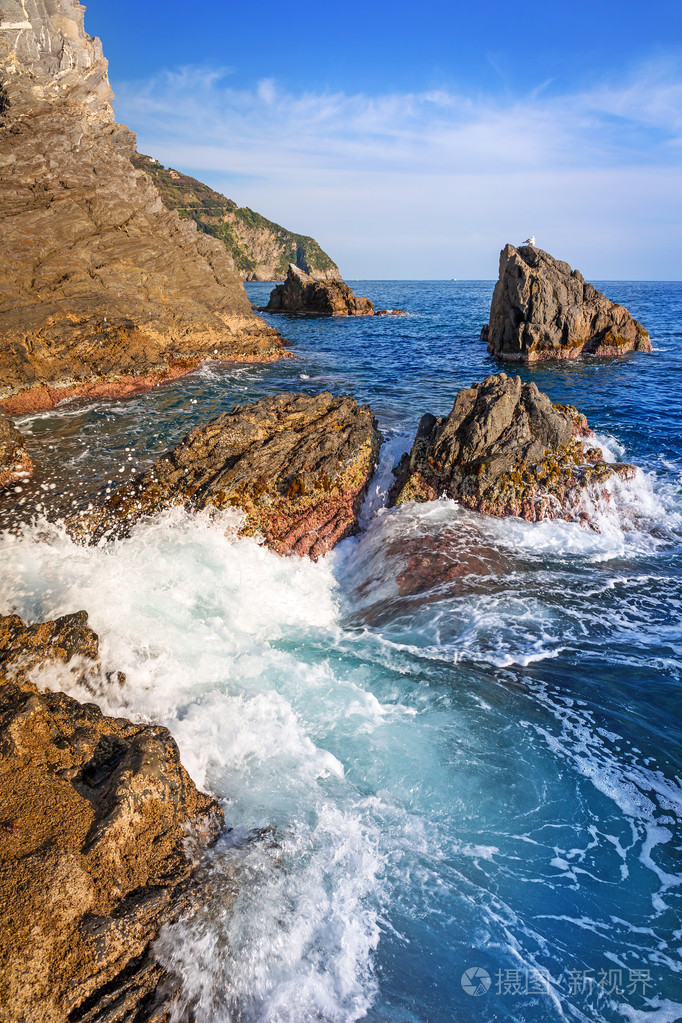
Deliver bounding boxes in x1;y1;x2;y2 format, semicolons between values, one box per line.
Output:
0;610;225;1023
482;245;651;361
390;373;635;525
0;0;286;416
133;152;341;283
71;392;382;558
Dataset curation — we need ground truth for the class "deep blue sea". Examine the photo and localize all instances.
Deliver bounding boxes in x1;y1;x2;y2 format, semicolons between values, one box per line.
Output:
1;280;681;1023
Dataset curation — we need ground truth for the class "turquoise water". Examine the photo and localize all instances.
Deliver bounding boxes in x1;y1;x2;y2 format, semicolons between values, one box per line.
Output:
1;280;681;1022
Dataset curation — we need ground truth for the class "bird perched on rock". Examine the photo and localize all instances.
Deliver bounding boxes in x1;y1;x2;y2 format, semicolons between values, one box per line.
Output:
522;236;535;247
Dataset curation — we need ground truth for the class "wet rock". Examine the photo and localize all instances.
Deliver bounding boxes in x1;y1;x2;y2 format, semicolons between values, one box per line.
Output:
0;610;225;1023
0;411;31;491
482;244;651;361
0;1;286;416
71;392;382;558
390;373;635;523
262;264;375;316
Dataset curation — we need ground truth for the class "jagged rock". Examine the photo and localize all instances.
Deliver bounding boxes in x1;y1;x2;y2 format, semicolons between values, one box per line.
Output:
262;264;375;316
0;610;225;1023
0;1;286;416
0;411;31;490
71;392;382;558
482;244;651;361
133;153;342;283
390;373;635;523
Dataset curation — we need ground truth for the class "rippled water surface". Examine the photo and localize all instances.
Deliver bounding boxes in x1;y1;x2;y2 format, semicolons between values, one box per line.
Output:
1;280;681;1022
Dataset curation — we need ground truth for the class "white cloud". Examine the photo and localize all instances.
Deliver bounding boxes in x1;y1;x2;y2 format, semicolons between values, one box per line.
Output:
114;63;682;278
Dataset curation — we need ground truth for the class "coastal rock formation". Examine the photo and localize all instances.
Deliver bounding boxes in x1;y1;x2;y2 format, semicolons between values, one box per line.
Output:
72;392;382;558
133;153;342;283
390;373;635;523
263;264;375;316
0;610;225;1023
0;1;286;416
0;411;31;490
482;244;651;361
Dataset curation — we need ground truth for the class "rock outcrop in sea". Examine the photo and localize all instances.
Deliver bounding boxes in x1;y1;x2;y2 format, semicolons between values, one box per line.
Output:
0;410;31;490
390;373;635;524
263;264;376;316
0;610;224;1023
482;244;651;361
72;392;382;558
0;0;286;416
133;153;342;283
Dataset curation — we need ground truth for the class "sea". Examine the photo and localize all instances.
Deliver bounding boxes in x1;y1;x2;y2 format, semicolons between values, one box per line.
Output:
1;280;681;1023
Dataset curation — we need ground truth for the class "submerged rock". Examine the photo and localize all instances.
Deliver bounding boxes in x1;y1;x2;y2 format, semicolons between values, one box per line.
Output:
0;412;31;491
482;244;651;361
262;264;375;316
0;1;286;416
72;392;382;558
0;610;225;1023
390;373;635;523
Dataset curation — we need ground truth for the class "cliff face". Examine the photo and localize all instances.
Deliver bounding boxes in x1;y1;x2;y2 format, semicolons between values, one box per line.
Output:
0;0;286;415
483;245;651;362
132;153;341;282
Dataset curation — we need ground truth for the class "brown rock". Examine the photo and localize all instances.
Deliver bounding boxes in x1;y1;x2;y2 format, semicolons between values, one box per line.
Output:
70;392;382;558
263;263;375;316
482;244;651;361
0;610;225;1023
390;373;635;524
0;1;288;416
0;411;32;490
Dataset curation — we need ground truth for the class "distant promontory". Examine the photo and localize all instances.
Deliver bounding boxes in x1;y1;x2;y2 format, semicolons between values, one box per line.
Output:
133;153;342;283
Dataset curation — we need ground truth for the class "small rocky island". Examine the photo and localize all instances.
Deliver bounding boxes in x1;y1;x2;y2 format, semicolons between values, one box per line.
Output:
390;373;634;525
482;244;651;361
262;264;376;316
72;392;381;559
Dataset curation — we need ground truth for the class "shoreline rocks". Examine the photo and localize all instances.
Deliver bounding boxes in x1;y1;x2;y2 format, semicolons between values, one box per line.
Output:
0;0;287;414
0;610;225;1023
71;391;382;558
262;264;376;316
390;373;635;524
482;244;651;361
0;411;32;490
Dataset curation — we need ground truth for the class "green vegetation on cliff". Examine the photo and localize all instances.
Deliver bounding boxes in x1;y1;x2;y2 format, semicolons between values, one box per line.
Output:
132;153;341;282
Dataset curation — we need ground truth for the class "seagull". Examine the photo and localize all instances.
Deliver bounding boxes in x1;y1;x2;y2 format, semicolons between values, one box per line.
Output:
522;235;536;247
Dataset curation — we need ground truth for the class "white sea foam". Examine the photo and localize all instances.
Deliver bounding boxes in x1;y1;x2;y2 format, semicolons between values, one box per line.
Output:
0;422;680;1021
0;510;386;1022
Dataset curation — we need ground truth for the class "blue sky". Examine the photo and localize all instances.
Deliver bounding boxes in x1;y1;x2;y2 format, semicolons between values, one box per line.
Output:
86;0;682;279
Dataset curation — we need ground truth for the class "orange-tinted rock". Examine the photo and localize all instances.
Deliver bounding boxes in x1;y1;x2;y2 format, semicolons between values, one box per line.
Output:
0;610;225;1023
0;1;287;415
0;411;32;491
70;391;382;558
